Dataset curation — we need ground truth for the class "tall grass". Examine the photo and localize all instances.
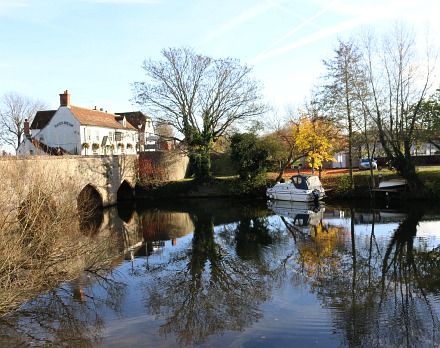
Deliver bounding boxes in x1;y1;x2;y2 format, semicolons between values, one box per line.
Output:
0;158;119;317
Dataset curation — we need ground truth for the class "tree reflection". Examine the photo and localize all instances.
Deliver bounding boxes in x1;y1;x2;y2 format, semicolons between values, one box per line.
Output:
280;215;346;282
0;272;127;347
376;205;440;347
143;209;274;346
4;198;440;347
276;203;440;346
234;216;273;261
0;206;130;347
298;204;440;347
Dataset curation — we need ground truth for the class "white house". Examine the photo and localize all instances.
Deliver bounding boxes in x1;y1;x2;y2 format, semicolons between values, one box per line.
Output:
18;90;156;156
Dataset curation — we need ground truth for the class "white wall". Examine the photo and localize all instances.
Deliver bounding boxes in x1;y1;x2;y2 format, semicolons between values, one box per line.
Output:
80;125;138;155
16;138;47;156
38;107;81;154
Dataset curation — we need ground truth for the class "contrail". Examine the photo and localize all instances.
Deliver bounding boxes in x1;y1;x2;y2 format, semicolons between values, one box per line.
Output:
251;16;378;64
197;1;285;47
254;0;344;62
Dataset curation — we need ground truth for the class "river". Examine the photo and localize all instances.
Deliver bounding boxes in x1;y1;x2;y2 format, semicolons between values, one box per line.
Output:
2;198;440;347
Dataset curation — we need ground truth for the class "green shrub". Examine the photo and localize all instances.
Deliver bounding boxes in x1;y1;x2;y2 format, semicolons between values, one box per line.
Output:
228;174;267;197
336;174;352;198
230;133;269;181
423;180;440;199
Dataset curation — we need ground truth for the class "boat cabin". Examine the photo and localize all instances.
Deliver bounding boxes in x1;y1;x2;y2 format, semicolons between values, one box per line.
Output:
290;175;323;190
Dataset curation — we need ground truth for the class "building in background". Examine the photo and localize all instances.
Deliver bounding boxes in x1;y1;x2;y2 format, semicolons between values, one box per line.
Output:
17;90;156;156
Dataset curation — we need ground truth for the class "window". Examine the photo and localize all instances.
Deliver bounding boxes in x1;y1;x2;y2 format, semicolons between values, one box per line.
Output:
95;130;99;141
115;132;122;141
109;132;113;142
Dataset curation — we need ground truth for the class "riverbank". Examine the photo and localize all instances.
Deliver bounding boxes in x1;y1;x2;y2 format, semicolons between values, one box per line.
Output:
136;166;440;201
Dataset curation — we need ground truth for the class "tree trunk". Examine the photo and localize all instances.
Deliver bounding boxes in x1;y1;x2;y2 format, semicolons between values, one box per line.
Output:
392;154;423;197
275;154;293;182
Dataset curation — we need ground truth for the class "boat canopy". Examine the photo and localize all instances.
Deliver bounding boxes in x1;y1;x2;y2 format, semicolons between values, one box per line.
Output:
290;175;322;190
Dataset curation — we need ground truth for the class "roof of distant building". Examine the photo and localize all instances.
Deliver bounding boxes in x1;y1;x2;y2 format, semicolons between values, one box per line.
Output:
31;106;137;131
70;106;136;130
31;110;56;129
115;111;152;131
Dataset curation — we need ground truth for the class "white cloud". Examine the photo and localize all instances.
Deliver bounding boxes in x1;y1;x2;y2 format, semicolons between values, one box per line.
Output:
251;17;368;64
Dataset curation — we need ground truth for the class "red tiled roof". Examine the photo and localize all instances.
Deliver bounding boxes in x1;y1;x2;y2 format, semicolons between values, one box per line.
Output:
31;106;137;131
70;106;136;130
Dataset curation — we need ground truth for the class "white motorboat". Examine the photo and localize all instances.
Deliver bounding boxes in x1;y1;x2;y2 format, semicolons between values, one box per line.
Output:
378;178;408;189
266;174;325;202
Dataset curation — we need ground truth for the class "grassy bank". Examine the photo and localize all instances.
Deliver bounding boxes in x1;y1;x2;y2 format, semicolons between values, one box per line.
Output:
319;166;440;200
137;166;440;201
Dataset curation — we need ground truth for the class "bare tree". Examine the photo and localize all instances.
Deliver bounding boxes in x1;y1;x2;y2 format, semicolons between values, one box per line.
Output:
358;23;438;193
321;39;367;193
0;92;48;151
132;47;267;182
155;122;174;139
261;108;303;182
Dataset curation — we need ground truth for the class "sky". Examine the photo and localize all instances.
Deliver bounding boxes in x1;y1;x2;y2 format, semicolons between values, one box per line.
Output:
0;0;439;118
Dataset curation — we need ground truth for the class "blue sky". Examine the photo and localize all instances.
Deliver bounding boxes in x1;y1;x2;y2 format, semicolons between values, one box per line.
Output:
1;0;438;116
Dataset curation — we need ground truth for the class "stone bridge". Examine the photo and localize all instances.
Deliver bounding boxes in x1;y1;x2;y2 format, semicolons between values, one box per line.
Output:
0;152;189;210
0;155;138;208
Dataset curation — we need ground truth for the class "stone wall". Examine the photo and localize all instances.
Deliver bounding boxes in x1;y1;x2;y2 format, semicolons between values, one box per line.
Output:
138;151;189;182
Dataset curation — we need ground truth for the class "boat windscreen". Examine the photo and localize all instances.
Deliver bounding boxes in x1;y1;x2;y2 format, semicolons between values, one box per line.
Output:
290;175;308;189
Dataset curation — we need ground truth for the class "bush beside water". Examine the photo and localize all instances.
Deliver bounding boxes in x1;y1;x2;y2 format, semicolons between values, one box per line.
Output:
137;167;440;201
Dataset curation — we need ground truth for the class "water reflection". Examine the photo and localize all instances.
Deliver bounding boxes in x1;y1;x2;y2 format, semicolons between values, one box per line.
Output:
319;203;440;348
267;200;325;228
143;206;273;346
1;199;440;347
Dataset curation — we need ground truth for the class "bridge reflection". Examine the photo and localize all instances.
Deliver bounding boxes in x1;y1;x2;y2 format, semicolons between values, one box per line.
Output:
83;204;196;263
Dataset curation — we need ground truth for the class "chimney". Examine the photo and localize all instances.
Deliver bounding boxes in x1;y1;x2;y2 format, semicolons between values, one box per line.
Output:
24;119;30;138
59;90;71;107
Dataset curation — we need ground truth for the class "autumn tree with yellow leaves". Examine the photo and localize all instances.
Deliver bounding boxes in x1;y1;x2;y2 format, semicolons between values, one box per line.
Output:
264;111;344;181
293;114;344;175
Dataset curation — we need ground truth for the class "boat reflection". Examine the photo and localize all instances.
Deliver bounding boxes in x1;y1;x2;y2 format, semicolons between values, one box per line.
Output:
267;200;325;227
355;208;408;224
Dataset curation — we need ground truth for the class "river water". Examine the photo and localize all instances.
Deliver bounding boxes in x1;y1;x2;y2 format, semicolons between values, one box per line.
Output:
2;198;440;347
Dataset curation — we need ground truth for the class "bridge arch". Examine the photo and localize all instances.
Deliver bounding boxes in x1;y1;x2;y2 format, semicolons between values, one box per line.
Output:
77;184;104;235
1;155;140;209
77;184;103;209
117;179;135;201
